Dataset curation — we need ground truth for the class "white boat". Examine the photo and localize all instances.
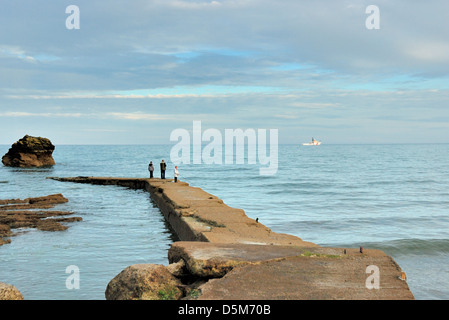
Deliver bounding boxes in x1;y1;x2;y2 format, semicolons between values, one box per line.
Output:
302;138;321;146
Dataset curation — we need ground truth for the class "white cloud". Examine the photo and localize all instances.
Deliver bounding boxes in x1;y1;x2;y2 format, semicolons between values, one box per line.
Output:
290;102;341;109
5;93;224;100
406;41;449;63
106;112;169;120
274;114;298;119
0;112;83;118
0;111;168;121
0;45;35;63
162;0;222;9
83;128;127;132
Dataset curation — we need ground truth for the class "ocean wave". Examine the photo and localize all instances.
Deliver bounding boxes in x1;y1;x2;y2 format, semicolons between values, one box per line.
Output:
366;180;400;186
339;238;449;256
263;181;333;190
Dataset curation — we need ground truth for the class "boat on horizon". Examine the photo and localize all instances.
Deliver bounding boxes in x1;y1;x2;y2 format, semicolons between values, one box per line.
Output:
302;138;321;146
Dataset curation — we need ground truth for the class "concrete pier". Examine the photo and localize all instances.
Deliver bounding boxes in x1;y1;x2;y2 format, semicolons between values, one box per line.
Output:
49;176;315;246
49;176;415;300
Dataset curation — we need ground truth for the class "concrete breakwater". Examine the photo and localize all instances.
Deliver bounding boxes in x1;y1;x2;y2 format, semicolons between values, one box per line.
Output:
49;176;415;300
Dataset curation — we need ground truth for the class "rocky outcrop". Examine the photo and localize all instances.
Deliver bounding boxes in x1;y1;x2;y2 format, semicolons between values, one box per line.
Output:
0;224;12;245
0;194;82;246
105;264;184;300
2;135;55;167
0;282;24;300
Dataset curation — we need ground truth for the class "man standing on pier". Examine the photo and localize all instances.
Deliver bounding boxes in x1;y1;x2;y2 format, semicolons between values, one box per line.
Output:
160;160;167;179
148;161;154;178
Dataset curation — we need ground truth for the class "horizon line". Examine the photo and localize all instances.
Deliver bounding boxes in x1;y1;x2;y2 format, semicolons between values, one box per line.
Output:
1;142;449;146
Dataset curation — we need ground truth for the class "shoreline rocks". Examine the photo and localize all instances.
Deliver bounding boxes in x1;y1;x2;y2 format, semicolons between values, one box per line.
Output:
2;135;55;167
0;194;82;246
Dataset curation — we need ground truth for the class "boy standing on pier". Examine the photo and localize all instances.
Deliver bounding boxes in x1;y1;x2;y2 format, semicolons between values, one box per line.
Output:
174;166;179;182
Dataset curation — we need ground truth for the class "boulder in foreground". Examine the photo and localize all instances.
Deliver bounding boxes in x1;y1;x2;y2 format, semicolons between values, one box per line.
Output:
105;264;183;300
2;135;55;167
0;282;24;300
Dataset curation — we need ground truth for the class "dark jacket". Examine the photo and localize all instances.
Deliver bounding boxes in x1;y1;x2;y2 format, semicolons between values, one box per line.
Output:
160;162;166;171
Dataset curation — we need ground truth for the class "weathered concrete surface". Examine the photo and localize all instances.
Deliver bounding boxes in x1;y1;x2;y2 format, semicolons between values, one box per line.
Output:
199;255;412;300
169;242;413;300
49;176;415;300
168;241;308;278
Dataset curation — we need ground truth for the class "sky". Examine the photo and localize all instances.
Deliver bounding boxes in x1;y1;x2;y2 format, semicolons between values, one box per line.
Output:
0;0;448;145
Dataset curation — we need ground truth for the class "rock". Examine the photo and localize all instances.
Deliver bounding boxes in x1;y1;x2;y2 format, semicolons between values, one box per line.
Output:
166;259;186;277
0;194;81;246
0;224;12;245
27;194;68;205
0;224;12;237
0;194;68;210
36;219;68;231
105;264;183;300
2;135;55;167
0;282;24;300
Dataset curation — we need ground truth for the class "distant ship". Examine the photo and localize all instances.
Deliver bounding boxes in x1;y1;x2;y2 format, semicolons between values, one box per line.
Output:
302;138;321;146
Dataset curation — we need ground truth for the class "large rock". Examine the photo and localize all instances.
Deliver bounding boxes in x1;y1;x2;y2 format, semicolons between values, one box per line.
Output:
2;135;55;167
105;264;183;300
0;282;24;300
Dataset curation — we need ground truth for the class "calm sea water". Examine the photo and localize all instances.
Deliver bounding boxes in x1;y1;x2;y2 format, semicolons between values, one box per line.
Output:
0;144;448;300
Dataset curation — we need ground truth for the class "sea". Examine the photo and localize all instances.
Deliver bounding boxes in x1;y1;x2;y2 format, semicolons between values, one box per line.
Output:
0;144;448;300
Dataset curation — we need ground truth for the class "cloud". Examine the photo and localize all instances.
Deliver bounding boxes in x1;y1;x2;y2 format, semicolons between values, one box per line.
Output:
4;85;285;100
0;112;83;118
82;128;127;132
5;93;219;99
0;45;36;63
406;41;449;63
289;102;341;109
274;114;298;119
3;1;449;91
106;112;168;120
161;0;222;9
0;111;169;121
